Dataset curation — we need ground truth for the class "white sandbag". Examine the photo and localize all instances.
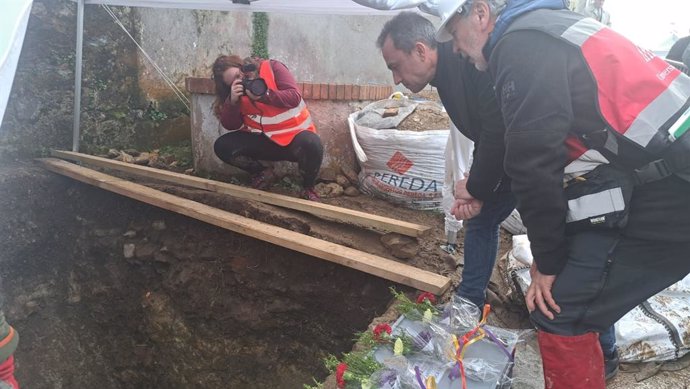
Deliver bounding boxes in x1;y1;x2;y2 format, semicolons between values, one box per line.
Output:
348;99;451;210
503;237;690;363
501;209;528;235
441;123;474;237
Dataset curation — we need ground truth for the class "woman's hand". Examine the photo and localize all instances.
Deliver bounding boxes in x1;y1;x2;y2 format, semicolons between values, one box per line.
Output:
228;79;244;105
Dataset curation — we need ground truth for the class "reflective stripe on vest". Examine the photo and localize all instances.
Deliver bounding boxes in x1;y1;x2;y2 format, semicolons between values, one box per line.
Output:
240;60;316;146
504;10;690;179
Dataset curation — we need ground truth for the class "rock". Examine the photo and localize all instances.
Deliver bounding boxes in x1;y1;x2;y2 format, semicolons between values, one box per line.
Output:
117;151;135;164
335;174;351;188
512;335;544;389
135;243;158;259
184;168;194;175
107;148;120;158
123;243;136;259
314;182;332;197
340;164;360;185
380;233;419;260
124;148;140;157
123;230;137;238
318;167;338;182
134;152;151;165
169;161;179;168
152;220;166;231
326;183;344;197
344;186;360;197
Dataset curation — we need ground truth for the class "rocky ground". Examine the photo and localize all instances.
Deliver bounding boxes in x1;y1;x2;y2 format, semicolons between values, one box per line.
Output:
0;160;688;388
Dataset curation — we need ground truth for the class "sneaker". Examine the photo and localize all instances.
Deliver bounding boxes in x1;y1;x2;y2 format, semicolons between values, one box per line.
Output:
604;349;620;381
250;169;276;190
302;187;320;201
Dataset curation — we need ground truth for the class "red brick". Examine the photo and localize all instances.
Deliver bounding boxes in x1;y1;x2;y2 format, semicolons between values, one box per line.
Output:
302;83;312;99
328;84;337;100
320;83;329;99
344;84;353;100
352;85;361;100
336;85;346;100
185;77;215;94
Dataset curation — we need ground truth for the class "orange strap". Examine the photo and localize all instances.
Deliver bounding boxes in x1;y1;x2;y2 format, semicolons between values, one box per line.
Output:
0;328;15;349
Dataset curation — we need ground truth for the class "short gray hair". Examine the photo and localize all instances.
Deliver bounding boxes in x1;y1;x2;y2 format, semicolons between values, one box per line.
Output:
377;12;437;53
461;0;508;18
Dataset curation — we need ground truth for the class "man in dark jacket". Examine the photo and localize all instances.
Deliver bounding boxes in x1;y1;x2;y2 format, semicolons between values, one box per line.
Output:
376;12;515;311
438;0;690;387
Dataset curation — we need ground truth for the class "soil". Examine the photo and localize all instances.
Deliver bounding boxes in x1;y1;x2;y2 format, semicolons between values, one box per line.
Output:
0;161;524;389
397;103;451;132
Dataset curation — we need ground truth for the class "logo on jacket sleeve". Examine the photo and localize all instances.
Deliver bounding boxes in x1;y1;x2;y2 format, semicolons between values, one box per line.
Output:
501;80;517;102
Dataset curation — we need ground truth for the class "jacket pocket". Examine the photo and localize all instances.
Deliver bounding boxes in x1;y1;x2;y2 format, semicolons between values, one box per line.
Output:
564;164;635;234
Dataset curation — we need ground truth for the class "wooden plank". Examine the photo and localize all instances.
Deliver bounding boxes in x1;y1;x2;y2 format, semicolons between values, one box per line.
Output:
51;150;431;238
39;158;450;294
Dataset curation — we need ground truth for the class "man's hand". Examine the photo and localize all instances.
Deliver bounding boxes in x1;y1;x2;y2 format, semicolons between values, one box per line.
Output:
454;175;473;202
228;79;244;105
526;266;561;320
451;198;483;220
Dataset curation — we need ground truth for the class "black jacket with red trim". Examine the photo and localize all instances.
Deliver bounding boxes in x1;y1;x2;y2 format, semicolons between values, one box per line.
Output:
487;17;690;275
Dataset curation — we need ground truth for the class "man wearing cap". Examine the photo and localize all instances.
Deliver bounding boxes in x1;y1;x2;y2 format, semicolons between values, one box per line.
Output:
435;0;690;387
354;4;516;316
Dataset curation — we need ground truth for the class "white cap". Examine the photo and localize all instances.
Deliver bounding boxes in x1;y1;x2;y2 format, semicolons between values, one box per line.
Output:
434;0;469;42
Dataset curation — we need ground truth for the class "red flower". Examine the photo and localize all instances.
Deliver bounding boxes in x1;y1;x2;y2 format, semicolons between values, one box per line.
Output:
416;292;436;305
373;323;392;341
336;362;348;388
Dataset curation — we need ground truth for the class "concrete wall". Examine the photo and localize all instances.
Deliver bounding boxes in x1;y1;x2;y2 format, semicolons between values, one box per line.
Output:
135;9;402;95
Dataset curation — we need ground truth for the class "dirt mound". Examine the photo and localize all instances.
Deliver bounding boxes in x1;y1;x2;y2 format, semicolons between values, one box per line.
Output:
397;103;451;132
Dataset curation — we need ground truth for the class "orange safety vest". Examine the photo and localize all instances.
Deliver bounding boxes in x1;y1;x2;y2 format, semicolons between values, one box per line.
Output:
503;9;690;185
239;60;316;146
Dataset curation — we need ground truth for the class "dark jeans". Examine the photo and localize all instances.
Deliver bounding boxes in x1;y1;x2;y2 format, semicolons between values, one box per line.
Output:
531;231;690;340
456;191;516;308
213;130;323;187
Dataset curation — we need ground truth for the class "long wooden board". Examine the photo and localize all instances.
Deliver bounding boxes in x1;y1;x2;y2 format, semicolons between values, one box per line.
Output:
51;150;430;238
39;158;450;294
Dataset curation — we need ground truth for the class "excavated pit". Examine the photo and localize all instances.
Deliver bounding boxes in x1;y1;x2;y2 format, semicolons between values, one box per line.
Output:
0;163;411;388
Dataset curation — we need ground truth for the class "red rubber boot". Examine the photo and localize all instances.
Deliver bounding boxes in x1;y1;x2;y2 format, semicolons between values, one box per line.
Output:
538;331;605;389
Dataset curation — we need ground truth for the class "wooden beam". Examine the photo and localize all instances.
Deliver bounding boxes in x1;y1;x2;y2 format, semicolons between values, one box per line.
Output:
50;150;431;238
39;158;450;294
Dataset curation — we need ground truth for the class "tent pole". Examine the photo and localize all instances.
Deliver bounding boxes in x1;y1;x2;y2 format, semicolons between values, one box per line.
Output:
72;0;84;152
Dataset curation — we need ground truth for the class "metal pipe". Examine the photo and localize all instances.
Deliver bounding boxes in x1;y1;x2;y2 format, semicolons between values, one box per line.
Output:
72;0;84;152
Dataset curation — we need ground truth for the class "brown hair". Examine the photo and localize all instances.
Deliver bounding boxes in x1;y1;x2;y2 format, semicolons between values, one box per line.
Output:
211;55;243;117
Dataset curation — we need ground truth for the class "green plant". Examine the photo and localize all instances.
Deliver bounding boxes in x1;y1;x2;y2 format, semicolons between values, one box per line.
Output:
251;12;269;58
146;102;168;122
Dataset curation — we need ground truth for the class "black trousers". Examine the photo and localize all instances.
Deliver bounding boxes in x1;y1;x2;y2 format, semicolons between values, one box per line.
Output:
213;130;323;187
531;230;690;335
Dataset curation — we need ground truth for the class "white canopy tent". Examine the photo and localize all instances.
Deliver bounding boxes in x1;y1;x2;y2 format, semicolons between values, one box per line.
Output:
0;0;33;127
65;0;415;151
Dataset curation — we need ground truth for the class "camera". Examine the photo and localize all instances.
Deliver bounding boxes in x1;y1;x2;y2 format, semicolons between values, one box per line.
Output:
241;77;268;97
241;63;268;97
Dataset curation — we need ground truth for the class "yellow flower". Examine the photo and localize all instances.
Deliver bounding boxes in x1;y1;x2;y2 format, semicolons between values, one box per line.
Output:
394;338;404;356
361;379;372;389
423;308;433;323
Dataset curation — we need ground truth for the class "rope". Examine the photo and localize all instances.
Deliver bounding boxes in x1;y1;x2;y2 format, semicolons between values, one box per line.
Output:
101;5;191;112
